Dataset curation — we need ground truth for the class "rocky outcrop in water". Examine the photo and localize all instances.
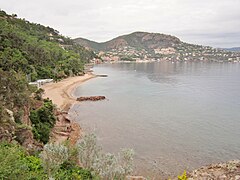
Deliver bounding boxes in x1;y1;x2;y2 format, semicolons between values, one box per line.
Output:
76;96;106;101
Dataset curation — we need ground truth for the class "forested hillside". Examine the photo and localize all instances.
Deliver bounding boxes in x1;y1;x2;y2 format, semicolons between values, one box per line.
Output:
0;10;95;81
0;9;95;147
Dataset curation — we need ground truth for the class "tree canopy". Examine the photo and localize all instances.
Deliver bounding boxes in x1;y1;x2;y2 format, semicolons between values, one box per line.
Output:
0;10;95;81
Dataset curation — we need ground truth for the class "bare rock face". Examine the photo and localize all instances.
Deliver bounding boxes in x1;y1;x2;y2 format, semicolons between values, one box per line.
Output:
0;108;43;150
188;160;240;180
106;38;128;50
22;105;32;126
50;110;81;145
15;127;43;151
0;125;15;142
5;109;15;122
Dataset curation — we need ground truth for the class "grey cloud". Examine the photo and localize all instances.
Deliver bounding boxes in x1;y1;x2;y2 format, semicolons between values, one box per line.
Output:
0;0;239;47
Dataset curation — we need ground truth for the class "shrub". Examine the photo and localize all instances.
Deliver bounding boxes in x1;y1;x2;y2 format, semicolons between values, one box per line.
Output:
30;99;56;143
0;135;135;180
0;142;46;179
92;149;134;179
78;133;134;179
34;88;44;100
78;133;101;169
40;143;69;177
119;148;135;177
40;142;97;179
55;161;94;180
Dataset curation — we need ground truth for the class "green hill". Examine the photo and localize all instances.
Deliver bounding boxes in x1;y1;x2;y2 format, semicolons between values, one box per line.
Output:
0;10;95;81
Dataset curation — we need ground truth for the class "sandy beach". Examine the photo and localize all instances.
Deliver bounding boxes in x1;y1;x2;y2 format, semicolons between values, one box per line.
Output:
41;74;95;144
42;74;95;111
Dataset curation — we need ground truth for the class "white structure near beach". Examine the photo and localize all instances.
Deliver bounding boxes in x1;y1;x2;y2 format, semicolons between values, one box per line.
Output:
29;79;53;88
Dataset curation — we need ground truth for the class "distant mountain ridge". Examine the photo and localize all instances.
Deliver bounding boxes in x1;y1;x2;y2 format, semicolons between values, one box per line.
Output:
222;47;240;52
74;32;240;62
74;32;181;51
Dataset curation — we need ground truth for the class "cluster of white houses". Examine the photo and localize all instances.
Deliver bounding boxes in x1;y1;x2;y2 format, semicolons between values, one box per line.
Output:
92;44;240;63
29;79;53;89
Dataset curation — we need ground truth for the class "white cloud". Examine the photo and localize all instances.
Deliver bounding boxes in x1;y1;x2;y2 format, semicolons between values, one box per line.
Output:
1;0;239;47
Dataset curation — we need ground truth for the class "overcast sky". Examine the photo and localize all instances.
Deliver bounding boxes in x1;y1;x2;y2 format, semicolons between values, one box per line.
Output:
1;0;240;47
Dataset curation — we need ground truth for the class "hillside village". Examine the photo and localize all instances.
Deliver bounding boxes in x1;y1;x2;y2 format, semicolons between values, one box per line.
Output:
74;32;240;63
95;43;240;63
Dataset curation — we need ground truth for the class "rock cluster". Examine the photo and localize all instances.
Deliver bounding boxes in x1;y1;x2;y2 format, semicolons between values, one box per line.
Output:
50;110;81;145
76;96;106;101
188;160;240;180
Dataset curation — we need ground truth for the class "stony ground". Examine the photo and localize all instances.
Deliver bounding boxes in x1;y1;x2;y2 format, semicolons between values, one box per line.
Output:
127;160;240;180
188;159;240;180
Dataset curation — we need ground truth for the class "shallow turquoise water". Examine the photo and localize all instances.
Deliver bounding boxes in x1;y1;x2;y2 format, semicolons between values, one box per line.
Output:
71;61;240;177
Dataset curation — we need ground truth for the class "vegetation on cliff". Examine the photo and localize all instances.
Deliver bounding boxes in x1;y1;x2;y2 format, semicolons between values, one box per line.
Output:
0;9;95;146
30;99;56;144
0;69;38;147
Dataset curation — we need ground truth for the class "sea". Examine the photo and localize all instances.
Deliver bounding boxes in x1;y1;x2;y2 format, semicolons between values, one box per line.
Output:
70;61;240;178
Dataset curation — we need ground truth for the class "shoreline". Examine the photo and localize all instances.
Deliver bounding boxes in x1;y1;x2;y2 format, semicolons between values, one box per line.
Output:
40;72;240;179
42;73;95;144
42;73;95;111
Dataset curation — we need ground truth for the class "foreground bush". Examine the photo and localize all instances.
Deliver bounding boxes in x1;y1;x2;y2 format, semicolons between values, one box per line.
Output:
54;161;94;180
78;133;135;179
40;143;69;177
39;142;97;179
0;142;46;179
0;142;96;179
0;133;134;179
39;134;134;179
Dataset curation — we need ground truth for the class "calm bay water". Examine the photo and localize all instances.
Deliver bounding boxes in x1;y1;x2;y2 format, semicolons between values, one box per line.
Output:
71;61;240;177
